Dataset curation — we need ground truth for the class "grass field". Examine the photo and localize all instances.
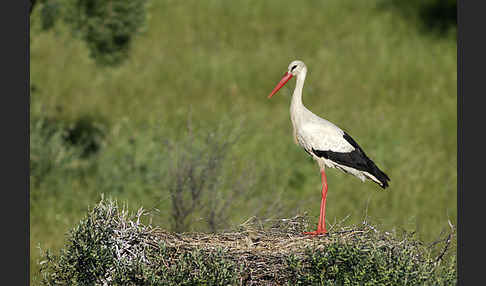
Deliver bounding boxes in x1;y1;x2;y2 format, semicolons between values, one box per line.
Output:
30;0;456;283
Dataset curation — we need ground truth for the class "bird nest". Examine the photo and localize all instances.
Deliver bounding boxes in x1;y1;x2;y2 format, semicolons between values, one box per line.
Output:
150;215;390;285
155;215;347;255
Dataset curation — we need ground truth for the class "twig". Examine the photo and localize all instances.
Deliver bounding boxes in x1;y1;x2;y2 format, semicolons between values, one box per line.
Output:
434;220;455;266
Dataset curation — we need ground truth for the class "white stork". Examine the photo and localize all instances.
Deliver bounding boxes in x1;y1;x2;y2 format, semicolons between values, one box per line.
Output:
268;60;390;235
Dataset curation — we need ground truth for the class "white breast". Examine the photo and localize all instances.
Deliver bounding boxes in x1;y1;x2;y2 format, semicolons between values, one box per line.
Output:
292;108;355;154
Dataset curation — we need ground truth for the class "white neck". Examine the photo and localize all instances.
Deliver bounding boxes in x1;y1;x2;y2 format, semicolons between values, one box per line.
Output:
290;68;307;123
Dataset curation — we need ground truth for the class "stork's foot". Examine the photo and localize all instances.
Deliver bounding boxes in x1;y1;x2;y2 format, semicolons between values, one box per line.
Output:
303;230;328;236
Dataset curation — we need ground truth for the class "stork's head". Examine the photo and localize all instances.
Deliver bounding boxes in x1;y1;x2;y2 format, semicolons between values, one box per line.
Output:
268;60;306;98
288;60;306;77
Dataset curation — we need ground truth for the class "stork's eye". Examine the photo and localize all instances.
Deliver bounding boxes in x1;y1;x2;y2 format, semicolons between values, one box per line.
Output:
291;65;297;71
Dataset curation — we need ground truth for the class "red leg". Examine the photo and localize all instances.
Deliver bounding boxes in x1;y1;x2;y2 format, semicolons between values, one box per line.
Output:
304;169;328;236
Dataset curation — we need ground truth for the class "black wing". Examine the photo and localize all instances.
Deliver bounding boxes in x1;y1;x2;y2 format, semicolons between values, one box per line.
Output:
311;132;390;189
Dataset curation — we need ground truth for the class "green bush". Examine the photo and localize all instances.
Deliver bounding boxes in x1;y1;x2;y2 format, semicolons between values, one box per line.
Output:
34;0;149;66
379;0;456;35
287;234;456;285
30;117;84;187
39;198;240;285
29;113;106;189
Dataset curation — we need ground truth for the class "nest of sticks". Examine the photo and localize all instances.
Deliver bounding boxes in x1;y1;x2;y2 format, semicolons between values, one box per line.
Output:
150;214;382;285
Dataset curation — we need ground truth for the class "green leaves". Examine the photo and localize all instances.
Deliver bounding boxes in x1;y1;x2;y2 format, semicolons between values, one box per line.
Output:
288;232;456;285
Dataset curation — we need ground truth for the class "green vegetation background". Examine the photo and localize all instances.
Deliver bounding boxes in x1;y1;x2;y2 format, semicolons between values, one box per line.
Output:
30;0;456;283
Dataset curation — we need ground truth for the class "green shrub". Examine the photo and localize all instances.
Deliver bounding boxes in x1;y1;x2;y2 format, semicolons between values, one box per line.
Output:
39;198;239;285
64;0;149;66
34;0;149;66
379;0;456;35
30;114;105;188
30;117;84;187
287;233;456;285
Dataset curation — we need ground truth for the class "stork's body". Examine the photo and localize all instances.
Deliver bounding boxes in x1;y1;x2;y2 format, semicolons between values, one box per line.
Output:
268;60;390;235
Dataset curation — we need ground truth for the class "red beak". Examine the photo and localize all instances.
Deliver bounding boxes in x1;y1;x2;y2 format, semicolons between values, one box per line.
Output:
268;72;293;98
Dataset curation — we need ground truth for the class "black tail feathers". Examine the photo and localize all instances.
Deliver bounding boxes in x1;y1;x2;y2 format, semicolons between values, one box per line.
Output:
367;159;390;189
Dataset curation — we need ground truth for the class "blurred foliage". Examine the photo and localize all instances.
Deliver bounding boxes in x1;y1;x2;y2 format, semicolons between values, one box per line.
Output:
380;0;457;35
94;119;255;233
30;118;83;187
30;113;254;233
34;0;149;66
164;123;254;233
62;115;106;158
39;0;60;31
